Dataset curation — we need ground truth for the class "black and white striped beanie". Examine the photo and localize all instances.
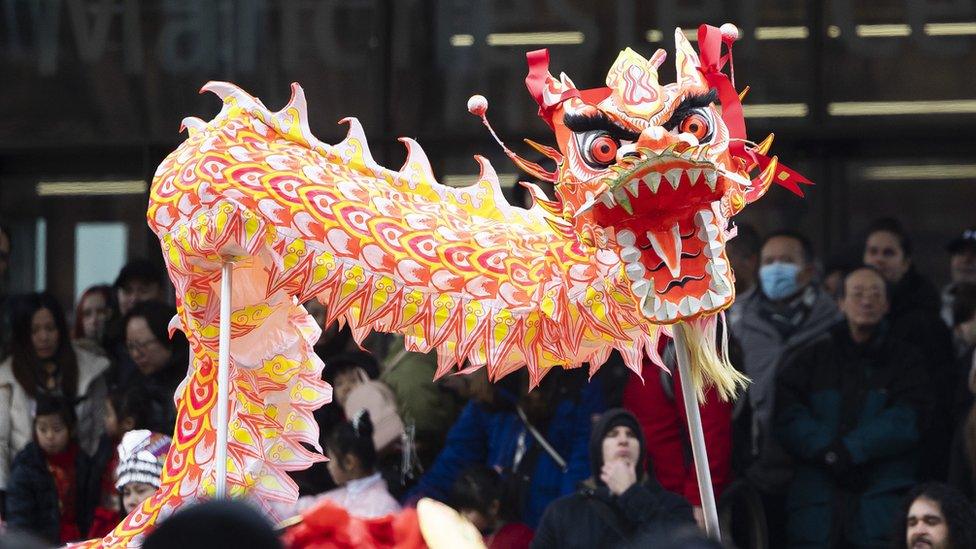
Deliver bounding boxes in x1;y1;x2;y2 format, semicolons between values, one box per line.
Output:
115;429;172;490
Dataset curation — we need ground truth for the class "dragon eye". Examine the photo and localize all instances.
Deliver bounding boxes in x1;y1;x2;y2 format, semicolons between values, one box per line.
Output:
578;131;619;169
678;113;711;141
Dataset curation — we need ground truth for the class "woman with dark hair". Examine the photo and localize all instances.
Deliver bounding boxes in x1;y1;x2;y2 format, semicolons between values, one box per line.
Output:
863;218;956;481
0;293;109;497
121;300;188;435
893;482;976;549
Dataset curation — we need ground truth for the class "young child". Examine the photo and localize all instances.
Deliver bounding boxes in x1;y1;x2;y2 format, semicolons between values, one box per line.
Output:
114;430;171;515
451;465;534;549
88;384;152;537
7;396;92;544
294;410;400;518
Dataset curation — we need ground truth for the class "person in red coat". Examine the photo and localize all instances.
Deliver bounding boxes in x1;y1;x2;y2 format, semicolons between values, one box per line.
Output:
622;335;733;527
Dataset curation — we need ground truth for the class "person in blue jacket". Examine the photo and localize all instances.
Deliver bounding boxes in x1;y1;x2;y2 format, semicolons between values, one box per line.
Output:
405;367;605;528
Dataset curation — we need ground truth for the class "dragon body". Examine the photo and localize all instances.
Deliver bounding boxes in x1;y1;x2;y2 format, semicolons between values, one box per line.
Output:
81;25;807;547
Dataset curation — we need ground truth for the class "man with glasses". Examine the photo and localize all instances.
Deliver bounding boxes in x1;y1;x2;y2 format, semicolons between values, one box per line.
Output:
775;266;933;547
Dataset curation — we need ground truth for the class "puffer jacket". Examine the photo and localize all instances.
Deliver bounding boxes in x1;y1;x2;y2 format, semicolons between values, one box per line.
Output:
775;321;933;547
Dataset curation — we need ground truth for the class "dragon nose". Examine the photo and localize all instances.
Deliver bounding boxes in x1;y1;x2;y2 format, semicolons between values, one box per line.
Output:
635;125;681;153
616;143;642;163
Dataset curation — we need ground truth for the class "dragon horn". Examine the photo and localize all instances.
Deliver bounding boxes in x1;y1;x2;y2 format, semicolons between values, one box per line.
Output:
738;85;751;102
523;138;563;163
467;95;557;182
755;133;775;156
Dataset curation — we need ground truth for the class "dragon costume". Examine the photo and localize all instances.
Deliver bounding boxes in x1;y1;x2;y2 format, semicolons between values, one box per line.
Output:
80;24;808;547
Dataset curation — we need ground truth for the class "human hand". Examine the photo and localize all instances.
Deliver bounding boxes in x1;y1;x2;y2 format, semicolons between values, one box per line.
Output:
600;459;636;496
693;506;705;529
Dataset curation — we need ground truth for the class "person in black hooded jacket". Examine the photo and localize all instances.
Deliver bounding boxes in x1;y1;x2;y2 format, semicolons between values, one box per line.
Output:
531;408;694;548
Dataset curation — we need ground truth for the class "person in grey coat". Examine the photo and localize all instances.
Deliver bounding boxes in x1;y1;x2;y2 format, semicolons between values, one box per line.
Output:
729;230;840;545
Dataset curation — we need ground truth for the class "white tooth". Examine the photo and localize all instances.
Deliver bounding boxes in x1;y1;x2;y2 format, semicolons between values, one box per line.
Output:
705;170;718;190
678;296;701;317
702;290;725;310
616;229;636;247
653;300;667;322
613;188;629;203
700;291;715;309
632;279;652;297
620;246;640;263
687;168;702;186
575;192;597;217
665;168;683;190
703;241;723;258
626;179;640;197
707;290;725;309
625;262;646;282
664;300;679;320
709;275;731;296
698;223;719;243
711;258;729;274
646;224;683;279
600;193;615;207
694;209;714;227
640;295;659;317
644;174;662;193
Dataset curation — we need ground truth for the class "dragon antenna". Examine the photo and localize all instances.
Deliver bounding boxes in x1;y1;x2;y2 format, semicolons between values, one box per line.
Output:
467;95;507;150
467;95;558;182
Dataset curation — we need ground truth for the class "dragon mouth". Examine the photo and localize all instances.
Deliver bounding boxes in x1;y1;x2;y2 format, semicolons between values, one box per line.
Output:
590;152;734;323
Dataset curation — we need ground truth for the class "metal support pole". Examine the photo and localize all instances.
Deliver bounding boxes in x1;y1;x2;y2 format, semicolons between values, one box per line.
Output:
673;324;722;541
216;261;233;499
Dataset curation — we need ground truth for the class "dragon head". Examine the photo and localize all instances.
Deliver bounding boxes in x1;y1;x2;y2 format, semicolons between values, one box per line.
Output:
475;25;808;325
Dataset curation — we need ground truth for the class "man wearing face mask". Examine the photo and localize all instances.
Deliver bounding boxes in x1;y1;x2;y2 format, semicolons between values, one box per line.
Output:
730;230;840;545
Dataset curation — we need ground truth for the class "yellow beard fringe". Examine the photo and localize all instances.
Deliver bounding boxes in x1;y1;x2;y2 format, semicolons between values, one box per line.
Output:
675;316;750;403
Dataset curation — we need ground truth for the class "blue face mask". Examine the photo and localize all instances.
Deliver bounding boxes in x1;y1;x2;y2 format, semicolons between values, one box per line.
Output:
760;262;801;301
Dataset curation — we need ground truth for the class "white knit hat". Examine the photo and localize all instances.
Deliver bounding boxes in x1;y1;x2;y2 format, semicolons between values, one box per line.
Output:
115;430;171;490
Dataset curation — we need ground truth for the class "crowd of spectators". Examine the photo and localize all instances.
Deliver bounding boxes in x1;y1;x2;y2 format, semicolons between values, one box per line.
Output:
2;216;976;547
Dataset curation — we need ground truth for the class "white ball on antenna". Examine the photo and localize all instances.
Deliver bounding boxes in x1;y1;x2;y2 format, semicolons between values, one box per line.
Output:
720;23;739;42
467;95;488;117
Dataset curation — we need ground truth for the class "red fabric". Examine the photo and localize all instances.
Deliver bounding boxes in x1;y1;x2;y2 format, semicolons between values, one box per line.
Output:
523;49;587;129
695;24;812;197
46;443;80;542
88;506;121;538
696;25;746;154
622;344;732;507
487;522;534;549
281;498;425;549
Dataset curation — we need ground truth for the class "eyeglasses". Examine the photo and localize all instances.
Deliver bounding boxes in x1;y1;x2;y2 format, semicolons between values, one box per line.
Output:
126;338;159;354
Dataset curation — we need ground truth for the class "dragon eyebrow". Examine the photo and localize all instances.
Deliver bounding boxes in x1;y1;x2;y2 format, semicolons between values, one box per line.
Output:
563;111;640;142
663;89;719;130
